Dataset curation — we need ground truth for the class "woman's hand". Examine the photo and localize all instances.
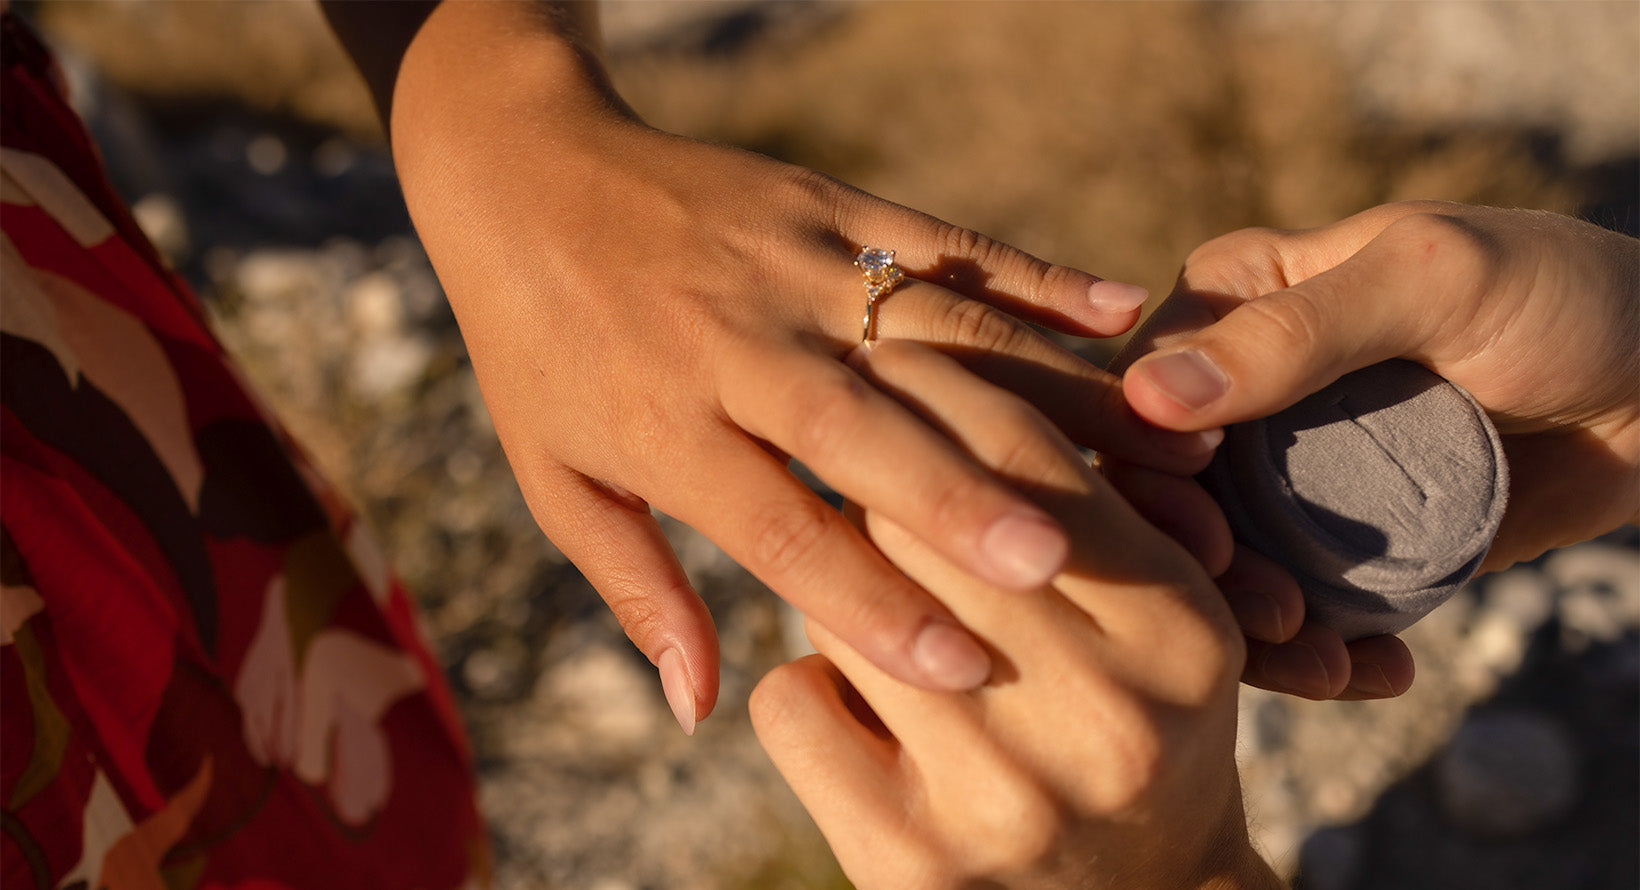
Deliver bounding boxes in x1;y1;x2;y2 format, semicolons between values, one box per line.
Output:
1109;201;1639;700
752;341;1278;890
380;1;1215;727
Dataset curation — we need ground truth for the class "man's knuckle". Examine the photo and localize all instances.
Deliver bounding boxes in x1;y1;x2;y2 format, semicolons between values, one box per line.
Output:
747;664;808;734
959;776;1062;875
1098;715;1166;812
1388;210;1503;273
1239;290;1328;351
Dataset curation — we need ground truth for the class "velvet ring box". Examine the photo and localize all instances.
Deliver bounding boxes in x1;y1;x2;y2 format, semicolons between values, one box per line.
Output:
1198;359;1509;641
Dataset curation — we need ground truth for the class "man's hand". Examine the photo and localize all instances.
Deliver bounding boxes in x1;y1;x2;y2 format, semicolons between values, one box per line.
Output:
753;341;1279;890
1109;201;1639;700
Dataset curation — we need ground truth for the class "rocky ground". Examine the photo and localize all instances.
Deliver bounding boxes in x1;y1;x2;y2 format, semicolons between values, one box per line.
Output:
25;1;1639;888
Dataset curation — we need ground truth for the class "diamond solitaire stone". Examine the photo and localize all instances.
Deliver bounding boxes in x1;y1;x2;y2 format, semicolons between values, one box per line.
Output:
856;247;896;277
855;247;904;300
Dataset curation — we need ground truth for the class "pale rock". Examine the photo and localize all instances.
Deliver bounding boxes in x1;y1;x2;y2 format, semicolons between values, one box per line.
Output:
346;271;404;339
350;336;432;400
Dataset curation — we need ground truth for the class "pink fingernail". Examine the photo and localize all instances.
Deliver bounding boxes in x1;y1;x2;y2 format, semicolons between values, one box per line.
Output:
659;648;697;735
913;621;992;690
1088;279;1149;313
1138;350;1229;412
981;512;1067;588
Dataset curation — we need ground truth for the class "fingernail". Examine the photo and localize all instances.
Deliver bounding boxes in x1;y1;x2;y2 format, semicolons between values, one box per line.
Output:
1157;426;1224;455
1137;350;1229;412
981;511;1067;588
1348;662;1397;698
1189;427;1225;451
658;648;696;736
1087;279;1149;313
1224;589;1286;643
1260;641;1331;699
913;621;992;690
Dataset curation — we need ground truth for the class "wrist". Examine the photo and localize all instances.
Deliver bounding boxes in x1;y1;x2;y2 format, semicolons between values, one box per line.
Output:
1180;789;1286;890
390;0;641;203
1207;845;1286;890
388;0;659;301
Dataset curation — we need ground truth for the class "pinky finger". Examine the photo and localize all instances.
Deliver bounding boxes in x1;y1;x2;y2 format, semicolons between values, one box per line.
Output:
529;464;721;732
750;655;912;874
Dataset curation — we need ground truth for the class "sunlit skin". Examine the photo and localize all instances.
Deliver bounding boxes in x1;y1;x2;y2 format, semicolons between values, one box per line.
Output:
1109;201;1640;700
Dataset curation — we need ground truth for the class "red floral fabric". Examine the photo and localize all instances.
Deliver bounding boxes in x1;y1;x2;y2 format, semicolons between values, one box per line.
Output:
1;14;488;888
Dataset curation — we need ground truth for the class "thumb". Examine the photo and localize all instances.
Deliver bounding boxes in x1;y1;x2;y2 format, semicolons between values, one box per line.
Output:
1122;235;1431;431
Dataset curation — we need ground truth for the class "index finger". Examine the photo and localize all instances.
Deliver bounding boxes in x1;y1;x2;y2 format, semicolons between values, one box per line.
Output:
658;430;996;692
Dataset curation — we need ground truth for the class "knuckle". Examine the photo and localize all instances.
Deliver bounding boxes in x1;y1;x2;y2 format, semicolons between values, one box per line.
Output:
957;774;1063;876
918;470;994;539
1092;703;1167;813
775;165;855;235
747;663;809;736
937;299;1032;355
1236;288;1330;352
983;405;1071;487
743;496;841;582
1159;585;1246;705
1186;225;1282;270
1385;209;1505;282
599;582;669;644
787;371;871;465
1180;227;1290;298
937;224;1000;265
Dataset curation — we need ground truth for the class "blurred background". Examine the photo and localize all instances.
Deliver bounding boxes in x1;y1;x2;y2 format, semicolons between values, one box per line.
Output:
19;1;1638;887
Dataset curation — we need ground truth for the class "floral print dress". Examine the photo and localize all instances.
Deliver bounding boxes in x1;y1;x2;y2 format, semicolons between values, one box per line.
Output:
1;14;488;888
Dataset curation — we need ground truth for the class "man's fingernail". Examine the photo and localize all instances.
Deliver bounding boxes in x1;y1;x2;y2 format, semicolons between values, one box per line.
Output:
658;648;697;736
1088;279;1150;313
1260;641;1331;699
1137;349;1229;412
981;512;1067;588
914;621;992;690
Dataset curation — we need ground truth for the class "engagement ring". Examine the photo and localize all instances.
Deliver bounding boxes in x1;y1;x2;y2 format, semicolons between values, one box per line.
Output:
855;246;905;342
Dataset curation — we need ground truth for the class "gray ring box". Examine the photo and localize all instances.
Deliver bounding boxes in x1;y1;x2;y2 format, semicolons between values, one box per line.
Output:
1199;360;1509;640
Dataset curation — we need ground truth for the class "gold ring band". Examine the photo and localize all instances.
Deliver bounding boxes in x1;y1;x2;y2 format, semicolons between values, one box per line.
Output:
855;246;905;342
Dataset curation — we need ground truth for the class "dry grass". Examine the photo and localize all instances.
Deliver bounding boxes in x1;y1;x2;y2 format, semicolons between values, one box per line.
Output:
610;1;1578;314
